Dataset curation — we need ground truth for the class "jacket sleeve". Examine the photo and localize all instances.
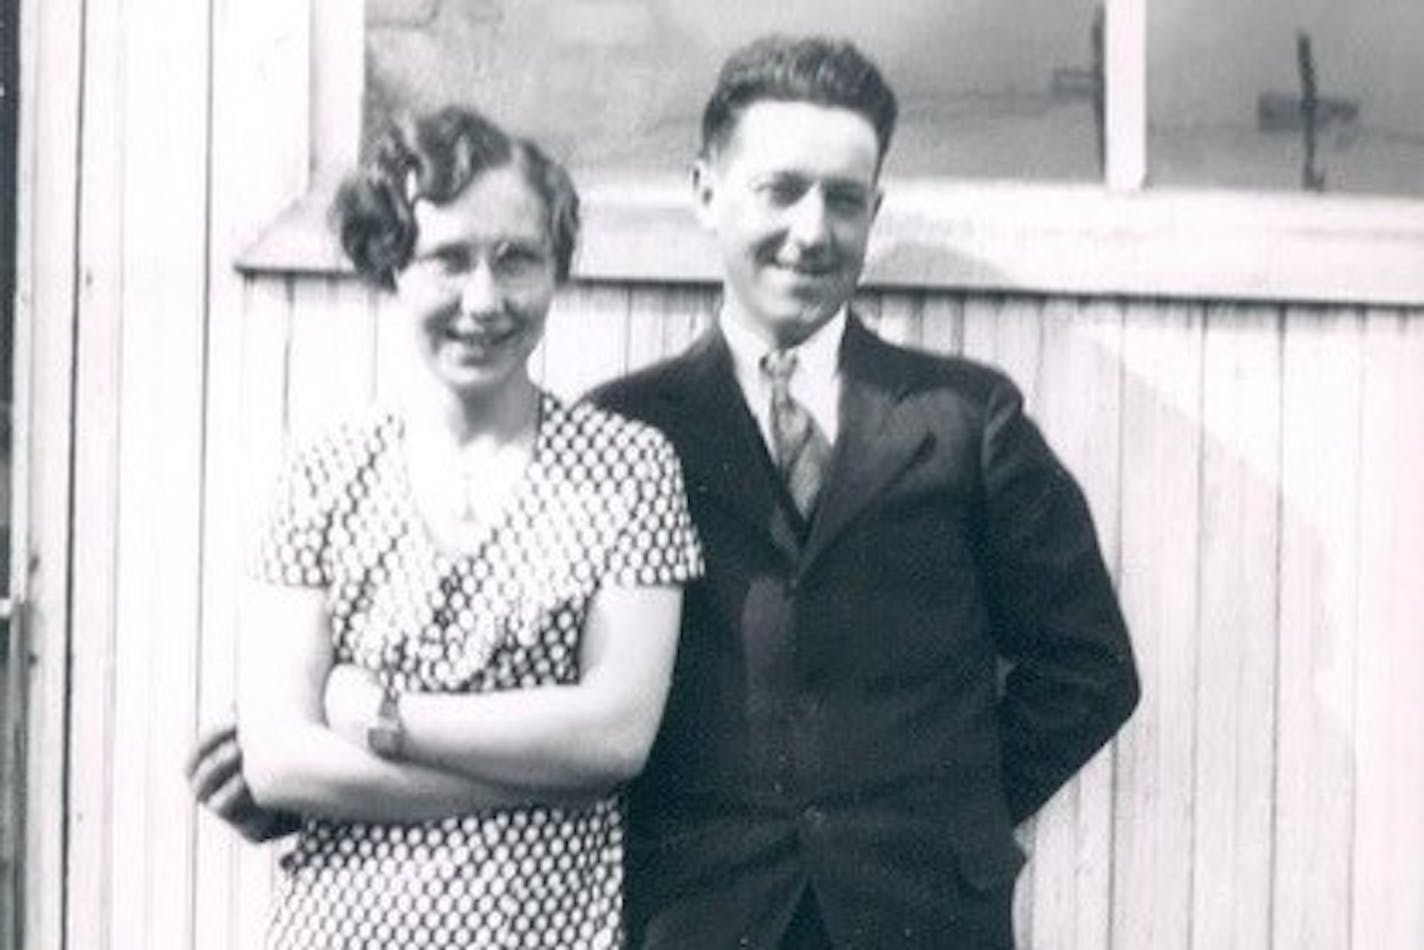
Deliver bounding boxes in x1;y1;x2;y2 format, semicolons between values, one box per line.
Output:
976;376;1140;823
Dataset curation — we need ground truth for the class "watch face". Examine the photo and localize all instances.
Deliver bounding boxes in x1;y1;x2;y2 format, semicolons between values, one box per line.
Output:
368;720;402;758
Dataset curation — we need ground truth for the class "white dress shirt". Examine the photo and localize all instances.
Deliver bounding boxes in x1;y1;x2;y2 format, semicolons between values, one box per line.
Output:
720;308;846;451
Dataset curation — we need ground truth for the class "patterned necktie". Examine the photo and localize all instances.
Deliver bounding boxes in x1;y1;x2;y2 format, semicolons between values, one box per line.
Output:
761;348;832;519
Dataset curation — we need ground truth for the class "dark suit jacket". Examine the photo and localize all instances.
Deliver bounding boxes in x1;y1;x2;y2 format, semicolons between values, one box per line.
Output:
591;316;1139;949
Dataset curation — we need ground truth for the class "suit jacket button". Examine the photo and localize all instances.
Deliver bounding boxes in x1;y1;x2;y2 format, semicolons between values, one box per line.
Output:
802;806;825;827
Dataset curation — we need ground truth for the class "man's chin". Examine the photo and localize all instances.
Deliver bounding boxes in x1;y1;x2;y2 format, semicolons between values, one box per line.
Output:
760;305;842;343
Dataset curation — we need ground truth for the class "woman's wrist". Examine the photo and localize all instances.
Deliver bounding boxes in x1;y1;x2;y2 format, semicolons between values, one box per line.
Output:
323;663;384;745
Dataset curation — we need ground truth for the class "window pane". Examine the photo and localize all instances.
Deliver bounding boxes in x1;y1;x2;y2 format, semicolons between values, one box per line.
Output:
365;0;1104;181
1150;1;1424;196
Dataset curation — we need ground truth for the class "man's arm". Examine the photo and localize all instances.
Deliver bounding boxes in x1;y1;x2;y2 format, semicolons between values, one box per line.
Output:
978;376;1140;824
185;719;301;843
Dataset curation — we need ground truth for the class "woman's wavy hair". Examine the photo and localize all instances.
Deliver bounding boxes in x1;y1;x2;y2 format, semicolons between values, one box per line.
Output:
333;107;580;288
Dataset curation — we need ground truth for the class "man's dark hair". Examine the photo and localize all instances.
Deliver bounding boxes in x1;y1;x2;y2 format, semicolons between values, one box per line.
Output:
700;35;898;162
333;106;580;287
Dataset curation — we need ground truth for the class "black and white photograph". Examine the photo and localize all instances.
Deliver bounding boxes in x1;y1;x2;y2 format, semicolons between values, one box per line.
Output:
2;1;1423;947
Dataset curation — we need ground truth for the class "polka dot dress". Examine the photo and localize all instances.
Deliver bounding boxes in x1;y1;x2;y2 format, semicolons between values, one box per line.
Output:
256;392;703;950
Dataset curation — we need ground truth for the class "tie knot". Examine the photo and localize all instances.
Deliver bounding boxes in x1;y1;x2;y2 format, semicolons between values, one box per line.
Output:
760;348;799;385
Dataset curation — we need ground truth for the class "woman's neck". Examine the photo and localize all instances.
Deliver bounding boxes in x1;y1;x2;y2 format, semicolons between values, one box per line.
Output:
405;374;541;449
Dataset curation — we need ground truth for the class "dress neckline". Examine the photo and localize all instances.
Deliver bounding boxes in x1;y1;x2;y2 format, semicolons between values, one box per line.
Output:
391;390;555;561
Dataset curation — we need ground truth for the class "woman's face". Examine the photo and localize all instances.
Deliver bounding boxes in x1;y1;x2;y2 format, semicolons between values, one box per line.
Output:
394;162;557;400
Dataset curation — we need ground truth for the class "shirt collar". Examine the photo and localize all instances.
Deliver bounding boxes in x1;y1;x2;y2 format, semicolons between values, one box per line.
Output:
720;307;848;388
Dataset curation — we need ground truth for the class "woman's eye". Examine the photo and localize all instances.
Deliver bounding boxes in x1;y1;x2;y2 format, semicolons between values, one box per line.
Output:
432;248;472;274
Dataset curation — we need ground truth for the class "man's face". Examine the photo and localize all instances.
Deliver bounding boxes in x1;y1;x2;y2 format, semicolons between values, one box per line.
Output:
694;100;882;347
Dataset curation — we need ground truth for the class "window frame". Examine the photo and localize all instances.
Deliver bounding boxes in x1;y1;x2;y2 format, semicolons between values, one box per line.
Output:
238;0;1424;307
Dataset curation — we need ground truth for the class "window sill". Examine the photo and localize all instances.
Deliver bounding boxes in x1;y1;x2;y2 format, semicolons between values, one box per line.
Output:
236;174;1424;308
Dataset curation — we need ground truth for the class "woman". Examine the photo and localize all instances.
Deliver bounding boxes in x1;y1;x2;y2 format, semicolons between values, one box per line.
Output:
231;107;700;949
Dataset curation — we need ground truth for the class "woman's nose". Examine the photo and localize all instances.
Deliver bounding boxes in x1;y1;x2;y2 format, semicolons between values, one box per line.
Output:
457;262;501;317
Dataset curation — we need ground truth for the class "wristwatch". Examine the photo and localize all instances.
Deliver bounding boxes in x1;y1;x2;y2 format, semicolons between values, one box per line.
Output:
366;686;404;759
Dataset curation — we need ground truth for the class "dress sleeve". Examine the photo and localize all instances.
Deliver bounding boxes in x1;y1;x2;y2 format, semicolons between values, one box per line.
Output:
603;431;704;589
253;436;335;588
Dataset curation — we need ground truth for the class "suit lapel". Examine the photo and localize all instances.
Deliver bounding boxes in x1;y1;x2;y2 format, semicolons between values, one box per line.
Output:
802;317;933;570
674;329;804;560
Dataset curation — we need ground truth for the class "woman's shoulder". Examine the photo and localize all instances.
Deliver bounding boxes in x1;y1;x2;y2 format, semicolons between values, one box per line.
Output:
280;405;402;487
548;391;675;456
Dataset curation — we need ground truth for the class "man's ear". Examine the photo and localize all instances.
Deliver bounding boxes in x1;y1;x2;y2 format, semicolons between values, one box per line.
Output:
691;158;718;228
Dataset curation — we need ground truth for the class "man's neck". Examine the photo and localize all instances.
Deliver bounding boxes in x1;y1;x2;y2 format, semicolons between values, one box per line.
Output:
719;302;846;352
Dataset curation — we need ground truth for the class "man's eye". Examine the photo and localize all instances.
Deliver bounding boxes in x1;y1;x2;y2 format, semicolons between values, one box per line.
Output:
826;188;870;215
757;179;808;206
496;246;548;273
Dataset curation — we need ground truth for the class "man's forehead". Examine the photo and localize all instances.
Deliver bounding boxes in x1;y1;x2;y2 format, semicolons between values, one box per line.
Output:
715;100;882;177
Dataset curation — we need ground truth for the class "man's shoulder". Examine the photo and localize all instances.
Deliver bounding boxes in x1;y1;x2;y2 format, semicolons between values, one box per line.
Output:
854;323;1016;407
587;346;704;425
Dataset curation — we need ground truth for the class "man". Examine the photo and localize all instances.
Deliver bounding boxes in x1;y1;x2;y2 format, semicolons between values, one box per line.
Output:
587;36;1139;948
191;34;1138;949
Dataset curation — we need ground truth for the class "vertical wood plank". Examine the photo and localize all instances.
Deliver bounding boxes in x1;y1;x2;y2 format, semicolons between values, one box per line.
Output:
1191;304;1281;950
285;278;378;440
626;286;672;374
873;291;920;347
623;284;716;372
373;286;417;403
231;275;295;950
19;0;87;945
240;278;296;551
1112;302;1203;950
1350;309;1424;950
310;0;362;182
1273;307;1362;950
540;284;630;400
1104;0;1147;190
917;293;964;357
961;295;1002;366
65;0;127;944
1026;298;1125;950
106;0;215;946
196;1;310;944
655;285;714;358
996;297;1046;409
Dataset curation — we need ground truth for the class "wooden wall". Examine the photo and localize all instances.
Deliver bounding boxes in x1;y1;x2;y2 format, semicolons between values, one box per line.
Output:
70;273;1424;950
18;1;1424;948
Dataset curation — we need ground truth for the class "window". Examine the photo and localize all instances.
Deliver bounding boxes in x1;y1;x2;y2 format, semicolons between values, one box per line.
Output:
239;1;1424;307
365;0;1106;181
1149;0;1424;196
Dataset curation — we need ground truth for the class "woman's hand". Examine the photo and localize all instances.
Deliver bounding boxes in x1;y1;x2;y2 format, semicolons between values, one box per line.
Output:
323;663;384;746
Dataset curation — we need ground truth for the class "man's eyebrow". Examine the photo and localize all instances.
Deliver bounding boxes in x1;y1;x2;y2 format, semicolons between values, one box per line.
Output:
411;240;469;261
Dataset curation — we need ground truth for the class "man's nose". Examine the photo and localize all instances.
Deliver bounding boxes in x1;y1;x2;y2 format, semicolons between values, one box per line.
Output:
786;189;831;248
